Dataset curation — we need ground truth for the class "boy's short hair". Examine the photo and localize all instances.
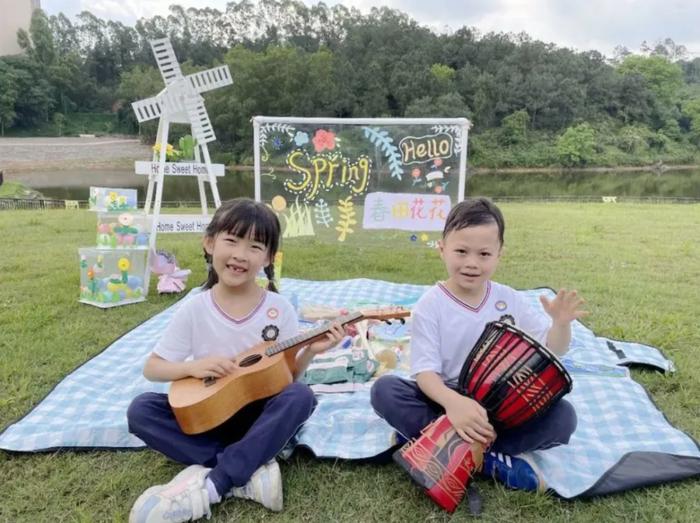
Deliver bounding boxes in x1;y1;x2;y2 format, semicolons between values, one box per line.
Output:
442;197;505;244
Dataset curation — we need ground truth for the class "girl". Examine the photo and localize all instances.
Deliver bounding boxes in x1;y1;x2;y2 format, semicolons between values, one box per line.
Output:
127;198;344;523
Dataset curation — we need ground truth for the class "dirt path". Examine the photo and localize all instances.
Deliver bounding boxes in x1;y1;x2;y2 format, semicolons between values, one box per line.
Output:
0;136;152;172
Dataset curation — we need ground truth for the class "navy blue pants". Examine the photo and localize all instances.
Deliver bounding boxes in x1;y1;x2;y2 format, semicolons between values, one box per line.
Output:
127;382;316;495
370;375;576;456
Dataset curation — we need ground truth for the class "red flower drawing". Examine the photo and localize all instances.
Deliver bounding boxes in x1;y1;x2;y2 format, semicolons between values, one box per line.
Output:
312;129;336;152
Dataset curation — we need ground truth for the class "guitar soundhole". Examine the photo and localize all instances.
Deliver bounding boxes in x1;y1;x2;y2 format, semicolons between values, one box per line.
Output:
203;376;216;387
239;354;263;367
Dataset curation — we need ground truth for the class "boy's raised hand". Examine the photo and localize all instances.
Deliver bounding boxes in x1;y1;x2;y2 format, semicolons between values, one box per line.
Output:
540;288;588;325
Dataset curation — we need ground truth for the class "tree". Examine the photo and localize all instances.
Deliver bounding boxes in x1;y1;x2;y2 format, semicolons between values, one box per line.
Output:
0;62;19;135
682;98;700;142
429;63;456;96
556;123;596;166
52;112;66;136
618;55;683;107
404;92;471;118
500;109;530;145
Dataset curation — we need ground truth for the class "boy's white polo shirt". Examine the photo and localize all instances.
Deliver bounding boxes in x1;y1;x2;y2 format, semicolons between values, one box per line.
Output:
410;281;551;386
154;289;299;362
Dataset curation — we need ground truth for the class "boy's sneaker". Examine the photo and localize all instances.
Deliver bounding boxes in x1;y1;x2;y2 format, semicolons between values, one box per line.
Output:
129;464;212;523
481;451;546;493
227;460;283;512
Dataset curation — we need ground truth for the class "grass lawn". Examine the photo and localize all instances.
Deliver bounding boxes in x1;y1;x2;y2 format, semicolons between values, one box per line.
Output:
1;203;699;522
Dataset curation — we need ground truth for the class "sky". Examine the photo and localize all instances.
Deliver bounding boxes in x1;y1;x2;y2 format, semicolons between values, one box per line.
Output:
42;0;700;58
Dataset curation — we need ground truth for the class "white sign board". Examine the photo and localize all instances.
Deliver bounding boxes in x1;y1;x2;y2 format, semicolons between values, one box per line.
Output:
155;214;212;234
135;161;225;177
362;192;451;231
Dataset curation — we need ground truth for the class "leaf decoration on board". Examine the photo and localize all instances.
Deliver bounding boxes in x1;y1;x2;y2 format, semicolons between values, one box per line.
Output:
362;127;404;180
335;196;357;242
314;198;333;227
431;124;464;152
260;123;295;161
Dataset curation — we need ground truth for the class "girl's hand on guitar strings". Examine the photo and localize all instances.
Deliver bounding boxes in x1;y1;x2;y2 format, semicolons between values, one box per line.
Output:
307;322;346;355
188;356;236;379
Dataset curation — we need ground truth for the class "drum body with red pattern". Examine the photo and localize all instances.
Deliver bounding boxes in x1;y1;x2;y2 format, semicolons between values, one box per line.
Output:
393;414;484;513
458;320;572;430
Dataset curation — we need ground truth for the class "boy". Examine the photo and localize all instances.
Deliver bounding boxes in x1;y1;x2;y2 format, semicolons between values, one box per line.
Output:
371;197;586;491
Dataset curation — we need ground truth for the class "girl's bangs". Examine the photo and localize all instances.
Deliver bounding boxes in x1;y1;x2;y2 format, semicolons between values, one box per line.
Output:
221;205;275;248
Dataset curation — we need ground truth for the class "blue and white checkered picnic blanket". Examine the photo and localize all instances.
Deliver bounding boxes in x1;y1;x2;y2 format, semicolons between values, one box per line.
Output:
1;278;698;498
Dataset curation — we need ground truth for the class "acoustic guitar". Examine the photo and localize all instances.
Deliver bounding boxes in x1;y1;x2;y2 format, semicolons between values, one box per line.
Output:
168;307;410;434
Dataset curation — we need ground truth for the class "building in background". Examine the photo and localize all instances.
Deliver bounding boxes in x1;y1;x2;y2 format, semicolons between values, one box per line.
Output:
0;0;41;56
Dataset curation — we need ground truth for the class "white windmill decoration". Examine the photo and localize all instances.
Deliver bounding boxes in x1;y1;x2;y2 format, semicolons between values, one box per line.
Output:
131;37;232;252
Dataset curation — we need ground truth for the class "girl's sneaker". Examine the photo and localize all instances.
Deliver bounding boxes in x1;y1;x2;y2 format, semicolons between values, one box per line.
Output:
481;451;546;493
129;464;212;523
227;460;283;512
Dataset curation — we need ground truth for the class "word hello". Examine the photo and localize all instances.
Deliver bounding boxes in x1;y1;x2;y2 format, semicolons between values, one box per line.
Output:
285;150;371;201
399;133;453;164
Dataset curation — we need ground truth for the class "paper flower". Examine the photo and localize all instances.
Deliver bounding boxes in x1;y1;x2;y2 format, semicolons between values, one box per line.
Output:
294;131;309;146
312;129;336;152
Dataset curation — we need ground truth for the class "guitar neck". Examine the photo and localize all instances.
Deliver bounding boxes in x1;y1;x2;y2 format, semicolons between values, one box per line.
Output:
265;312;365;356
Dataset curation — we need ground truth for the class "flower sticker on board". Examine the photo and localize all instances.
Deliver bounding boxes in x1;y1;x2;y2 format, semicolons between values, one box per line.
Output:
294;131;309;147
312;129;336;152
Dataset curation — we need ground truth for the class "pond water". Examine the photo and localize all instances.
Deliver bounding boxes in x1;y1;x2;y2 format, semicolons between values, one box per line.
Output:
11;166;700;202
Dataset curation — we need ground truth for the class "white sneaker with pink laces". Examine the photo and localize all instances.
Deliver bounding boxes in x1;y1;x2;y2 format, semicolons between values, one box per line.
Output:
129;464;212;523
227;460;283;512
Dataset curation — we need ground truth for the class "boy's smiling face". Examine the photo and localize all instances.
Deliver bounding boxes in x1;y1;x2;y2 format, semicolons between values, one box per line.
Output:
438;222;502;302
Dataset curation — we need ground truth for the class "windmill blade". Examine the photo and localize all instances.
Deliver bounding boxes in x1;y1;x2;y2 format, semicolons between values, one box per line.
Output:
185;93;216;144
150;38;183;85
186;65;233;94
131;95;163;123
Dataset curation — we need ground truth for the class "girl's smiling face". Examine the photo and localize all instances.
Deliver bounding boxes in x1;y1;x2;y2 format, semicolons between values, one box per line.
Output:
204;229;270;291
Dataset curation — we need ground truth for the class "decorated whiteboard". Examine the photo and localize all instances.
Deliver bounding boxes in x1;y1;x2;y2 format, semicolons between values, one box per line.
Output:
253;117;470;246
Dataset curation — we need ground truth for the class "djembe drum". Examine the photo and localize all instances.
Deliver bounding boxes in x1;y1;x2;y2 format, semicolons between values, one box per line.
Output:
457;321;572;429
394;321;572;512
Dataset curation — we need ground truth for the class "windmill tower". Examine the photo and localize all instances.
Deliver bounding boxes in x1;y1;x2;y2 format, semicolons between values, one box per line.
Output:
131;38;232;252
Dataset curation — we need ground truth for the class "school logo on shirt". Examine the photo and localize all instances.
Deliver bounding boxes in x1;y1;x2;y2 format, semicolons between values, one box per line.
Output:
261;324;280;341
495;300;507;311
267;307;279;319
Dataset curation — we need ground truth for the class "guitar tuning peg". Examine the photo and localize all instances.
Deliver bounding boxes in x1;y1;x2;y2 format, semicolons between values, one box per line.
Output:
399;318;406;324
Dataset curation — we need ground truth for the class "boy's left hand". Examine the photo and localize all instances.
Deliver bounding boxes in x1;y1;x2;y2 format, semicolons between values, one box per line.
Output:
540;288;588;325
307;322;346;355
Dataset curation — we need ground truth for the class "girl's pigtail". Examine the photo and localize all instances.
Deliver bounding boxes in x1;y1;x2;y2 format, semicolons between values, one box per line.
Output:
264;264;278;293
202;247;218;289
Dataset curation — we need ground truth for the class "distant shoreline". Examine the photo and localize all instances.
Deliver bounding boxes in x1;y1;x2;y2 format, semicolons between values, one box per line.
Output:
1;136;697;175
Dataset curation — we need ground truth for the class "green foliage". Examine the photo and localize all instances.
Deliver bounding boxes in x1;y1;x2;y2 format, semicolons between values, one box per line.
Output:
618;55;684;105
682;98;700;141
500;109;530;145
52;112;66;136
615;124;652;153
556;123;597;166
404;92;471;118
178;135;197;161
